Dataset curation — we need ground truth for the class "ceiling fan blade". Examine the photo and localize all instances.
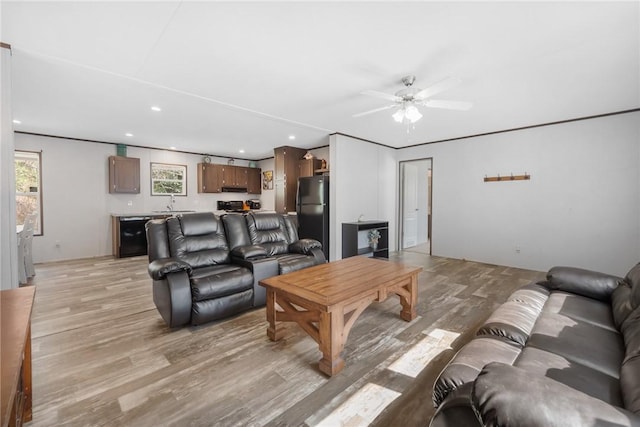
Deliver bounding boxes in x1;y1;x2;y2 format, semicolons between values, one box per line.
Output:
360;89;401;102
421;99;473;111
414;76;462;100
352;104;396;118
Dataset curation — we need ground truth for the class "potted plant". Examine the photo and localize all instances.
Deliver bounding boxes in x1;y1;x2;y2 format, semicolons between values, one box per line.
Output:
367;229;381;251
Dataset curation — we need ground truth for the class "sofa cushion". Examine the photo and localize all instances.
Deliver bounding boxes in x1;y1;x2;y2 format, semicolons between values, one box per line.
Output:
167;214;230;268
433;336;521;407
626;262;640;309
622;307;640;360
621;355;640;414
190;265;253;302
275;253;317;275
613;282;635;329
472;363;639;427
477;300;541;346
527;311;624;378
507;282;550;311
288;239;322;255
542;291;617;332
191;289;253;325
283;215;299;243
514;346;623;406
245;213;289;255
546;266;622;302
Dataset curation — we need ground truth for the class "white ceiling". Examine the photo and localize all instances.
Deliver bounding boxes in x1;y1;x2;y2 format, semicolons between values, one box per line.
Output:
3;1;639;160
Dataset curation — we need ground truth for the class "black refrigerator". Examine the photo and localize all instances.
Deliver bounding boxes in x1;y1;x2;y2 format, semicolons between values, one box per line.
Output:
297;176;329;260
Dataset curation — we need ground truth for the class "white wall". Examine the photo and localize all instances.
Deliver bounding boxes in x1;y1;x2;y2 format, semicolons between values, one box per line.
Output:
397;112;640;275
330;134;396;260
1;44;18;289
14;133;261;263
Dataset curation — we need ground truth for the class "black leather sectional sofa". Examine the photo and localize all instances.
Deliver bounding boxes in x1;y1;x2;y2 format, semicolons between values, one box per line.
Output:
430;262;640;426
145;211;325;327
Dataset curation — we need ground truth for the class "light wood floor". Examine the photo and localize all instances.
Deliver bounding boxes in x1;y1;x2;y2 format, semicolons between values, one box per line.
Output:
24;252;545;427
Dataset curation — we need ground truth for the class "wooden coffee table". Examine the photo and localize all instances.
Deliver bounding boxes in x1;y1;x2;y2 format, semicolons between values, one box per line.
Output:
259;257;422;376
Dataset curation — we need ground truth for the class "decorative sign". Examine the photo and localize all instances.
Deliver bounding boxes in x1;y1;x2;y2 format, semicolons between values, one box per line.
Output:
263;170;274;190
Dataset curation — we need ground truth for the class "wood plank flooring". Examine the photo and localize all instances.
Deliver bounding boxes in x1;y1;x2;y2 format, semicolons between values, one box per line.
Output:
24;252;545;426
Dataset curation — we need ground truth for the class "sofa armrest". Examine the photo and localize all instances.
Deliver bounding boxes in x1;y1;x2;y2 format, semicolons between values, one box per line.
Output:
151;270;192;328
289;239;322;255
232;256;279;307
148;258;192;281
545;266;624;301
472;363;640;427
231;244;268;260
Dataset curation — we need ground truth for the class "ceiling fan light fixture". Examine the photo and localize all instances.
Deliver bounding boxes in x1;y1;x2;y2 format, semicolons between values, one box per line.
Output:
392;108;405;123
405;105;422;123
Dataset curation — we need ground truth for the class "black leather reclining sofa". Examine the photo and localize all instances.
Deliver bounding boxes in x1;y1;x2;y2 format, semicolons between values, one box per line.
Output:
145;211;325;327
430;262;640;426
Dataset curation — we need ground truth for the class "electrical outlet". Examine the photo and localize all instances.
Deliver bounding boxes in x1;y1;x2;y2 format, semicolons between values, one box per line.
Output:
515;246;521;254
55;240;61;248
127;200;133;206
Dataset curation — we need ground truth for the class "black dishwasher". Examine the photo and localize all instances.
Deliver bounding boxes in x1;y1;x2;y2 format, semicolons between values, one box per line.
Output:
118;216;151;257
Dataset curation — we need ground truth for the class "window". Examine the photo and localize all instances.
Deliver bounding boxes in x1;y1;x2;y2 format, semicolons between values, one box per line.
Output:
15;150;43;235
150;163;187;196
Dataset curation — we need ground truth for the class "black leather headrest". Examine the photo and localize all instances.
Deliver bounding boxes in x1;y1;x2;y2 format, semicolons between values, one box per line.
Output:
249;213;281;231
179;212;219;236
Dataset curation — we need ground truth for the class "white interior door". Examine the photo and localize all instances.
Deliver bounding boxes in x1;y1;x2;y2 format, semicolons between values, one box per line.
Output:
402;163;418;248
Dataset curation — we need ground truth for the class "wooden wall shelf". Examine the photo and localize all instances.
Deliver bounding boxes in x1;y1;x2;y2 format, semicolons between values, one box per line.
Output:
484;173;530;182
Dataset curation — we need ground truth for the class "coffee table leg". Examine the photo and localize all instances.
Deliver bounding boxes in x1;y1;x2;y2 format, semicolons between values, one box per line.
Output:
266;289;285;341
400;274;418;321
318;310;345;376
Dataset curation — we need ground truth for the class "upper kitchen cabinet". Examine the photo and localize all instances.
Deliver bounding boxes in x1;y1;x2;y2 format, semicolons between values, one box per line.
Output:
198;163;223;193
198;163;261;194
247;167;261;194
299;158;321;178
222;165;248;189
108;156;140;193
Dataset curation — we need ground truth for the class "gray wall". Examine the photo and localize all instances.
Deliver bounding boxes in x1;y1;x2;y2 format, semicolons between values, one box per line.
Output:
1;44;18;289
15;133;258;263
397;112;640;275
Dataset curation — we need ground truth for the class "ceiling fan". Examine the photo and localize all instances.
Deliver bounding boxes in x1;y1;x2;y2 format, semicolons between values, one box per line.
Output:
353;75;472;123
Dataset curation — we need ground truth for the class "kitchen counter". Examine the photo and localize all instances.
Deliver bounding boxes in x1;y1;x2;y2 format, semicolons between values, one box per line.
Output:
111;211;196;218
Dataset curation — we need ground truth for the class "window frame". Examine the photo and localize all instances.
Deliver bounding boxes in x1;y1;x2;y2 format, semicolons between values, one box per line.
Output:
15;150;43;236
150;162;188;196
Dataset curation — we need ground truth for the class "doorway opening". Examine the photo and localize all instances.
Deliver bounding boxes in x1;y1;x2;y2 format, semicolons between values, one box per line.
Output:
399;158;432;255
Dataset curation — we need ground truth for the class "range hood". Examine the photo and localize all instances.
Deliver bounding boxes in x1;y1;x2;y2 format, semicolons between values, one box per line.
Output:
221;187;248;193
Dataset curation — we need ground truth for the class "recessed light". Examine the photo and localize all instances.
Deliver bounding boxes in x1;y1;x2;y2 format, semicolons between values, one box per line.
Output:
239;149;245;154
169;146;176;150
151;106;162;112
288;135;296;140
125;133;133;137
13;119;21;124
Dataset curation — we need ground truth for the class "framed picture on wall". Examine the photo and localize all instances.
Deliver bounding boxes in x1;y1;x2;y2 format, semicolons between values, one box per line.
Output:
263;170;273;190
150;163;187;196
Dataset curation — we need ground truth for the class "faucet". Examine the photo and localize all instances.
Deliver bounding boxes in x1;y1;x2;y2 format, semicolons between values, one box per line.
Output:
167;194;175;212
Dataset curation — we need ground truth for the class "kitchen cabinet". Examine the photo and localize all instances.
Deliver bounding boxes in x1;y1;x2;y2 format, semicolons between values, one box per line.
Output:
299;158;321;178
342;220;389;259
198;163;261;194
197;163;223;193
108;156;140;193
275;146;306;213
247;167;261;194
222;165;248;189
